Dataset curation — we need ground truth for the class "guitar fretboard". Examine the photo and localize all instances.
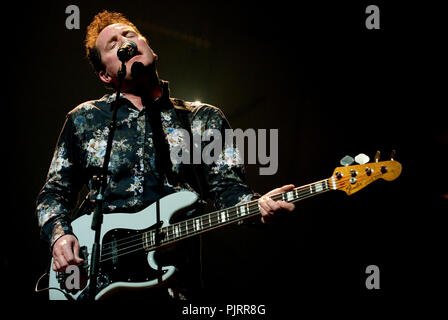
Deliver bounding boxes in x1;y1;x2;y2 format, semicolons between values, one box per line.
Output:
141;179;332;250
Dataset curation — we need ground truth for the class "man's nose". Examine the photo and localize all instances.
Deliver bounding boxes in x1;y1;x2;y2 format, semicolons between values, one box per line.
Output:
117;36;126;49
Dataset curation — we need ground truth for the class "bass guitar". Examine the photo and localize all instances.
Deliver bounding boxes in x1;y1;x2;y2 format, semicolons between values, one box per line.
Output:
48;153;401;300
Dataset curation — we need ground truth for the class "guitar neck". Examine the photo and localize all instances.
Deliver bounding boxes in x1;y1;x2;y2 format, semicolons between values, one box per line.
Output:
142;178;332;250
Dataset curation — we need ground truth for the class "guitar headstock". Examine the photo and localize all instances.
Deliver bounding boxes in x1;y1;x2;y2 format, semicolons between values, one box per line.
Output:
329;151;402;195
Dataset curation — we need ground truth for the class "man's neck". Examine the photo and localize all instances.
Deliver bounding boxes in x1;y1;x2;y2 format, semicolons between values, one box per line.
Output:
122;83;163;111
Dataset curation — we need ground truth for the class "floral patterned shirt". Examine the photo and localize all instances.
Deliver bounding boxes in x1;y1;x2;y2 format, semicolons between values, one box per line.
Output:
36;81;257;247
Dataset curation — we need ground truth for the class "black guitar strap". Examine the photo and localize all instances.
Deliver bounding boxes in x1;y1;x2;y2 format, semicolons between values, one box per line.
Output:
173;103;208;292
173;105;209;203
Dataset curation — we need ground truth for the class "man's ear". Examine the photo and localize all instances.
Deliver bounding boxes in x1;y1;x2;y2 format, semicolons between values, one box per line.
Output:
98;70;112;84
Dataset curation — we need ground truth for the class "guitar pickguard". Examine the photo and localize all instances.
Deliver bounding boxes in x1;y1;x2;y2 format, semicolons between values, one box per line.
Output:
71;227;171;300
101;228;168;282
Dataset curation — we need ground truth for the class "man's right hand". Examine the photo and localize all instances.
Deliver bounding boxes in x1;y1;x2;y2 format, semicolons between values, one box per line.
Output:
52;234;84;272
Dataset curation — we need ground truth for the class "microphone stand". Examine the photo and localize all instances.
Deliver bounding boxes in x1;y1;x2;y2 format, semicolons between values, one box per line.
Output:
88;62;126;301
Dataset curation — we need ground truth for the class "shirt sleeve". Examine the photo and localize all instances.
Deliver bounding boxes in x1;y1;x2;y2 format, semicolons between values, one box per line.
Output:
36;114;84;248
194;105;260;209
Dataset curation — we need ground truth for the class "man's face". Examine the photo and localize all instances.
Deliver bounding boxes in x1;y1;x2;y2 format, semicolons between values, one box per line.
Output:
96;23;157;86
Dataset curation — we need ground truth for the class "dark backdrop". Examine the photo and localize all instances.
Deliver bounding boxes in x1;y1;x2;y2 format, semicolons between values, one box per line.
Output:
2;0;446;315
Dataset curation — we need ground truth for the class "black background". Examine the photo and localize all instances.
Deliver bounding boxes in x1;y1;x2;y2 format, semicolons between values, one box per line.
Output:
2;0;446;316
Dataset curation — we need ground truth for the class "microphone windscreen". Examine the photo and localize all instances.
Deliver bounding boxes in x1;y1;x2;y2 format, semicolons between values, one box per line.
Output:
117;41;137;62
131;61;145;78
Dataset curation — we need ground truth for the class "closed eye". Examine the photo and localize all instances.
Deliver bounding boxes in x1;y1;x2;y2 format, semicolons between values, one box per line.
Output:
124;31;137;38
107;41;117;50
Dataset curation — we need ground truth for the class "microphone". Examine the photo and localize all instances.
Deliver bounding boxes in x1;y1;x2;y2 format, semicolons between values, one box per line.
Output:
117;41;137;62
131;61;145;78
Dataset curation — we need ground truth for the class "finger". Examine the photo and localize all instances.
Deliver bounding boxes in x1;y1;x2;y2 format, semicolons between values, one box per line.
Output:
73;240;84;264
56;254;69;271
258;200;274;223
52;246;64;269
53;260;61;272
279;184;295;191
62;243;76;265
261;215;271;224
278;201;295;212
264;197;281;212
258;198;273;217
265;184;295;197
259;204;274;224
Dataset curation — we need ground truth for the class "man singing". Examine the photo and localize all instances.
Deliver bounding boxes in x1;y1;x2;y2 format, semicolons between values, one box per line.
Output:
36;10;295;301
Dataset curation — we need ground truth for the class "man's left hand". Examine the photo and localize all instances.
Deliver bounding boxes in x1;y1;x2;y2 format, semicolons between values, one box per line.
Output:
258;184;296;224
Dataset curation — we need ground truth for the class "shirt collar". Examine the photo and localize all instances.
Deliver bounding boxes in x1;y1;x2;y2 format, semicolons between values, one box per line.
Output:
100;80;172;111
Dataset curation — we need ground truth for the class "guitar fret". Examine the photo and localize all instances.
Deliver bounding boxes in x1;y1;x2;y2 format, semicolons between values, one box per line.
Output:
200;216;206;229
142;232;149;249
239;205;246;217
187;219;192;232
195;218;201;231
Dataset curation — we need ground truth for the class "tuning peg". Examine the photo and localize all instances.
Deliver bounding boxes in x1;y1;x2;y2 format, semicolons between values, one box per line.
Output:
354;153;370;165
374;150;381;163
340;155;354;167
390;149;396;160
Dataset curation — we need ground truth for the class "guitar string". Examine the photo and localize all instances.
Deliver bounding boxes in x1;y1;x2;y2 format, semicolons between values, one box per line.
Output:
99;178;331;249
98;188;323;261
99;188;307;249
96;164;393;251
99;166;388;250
97;189;333;263
98;178;332;257
98;172;387;263
98;181;320;247
98;172;385;261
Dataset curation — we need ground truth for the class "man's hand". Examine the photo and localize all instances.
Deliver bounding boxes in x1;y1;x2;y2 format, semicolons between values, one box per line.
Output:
258;184;296;224
52;234;84;272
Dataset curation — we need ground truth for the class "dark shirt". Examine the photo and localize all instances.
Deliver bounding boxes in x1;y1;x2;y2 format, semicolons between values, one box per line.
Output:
36;81;256;247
